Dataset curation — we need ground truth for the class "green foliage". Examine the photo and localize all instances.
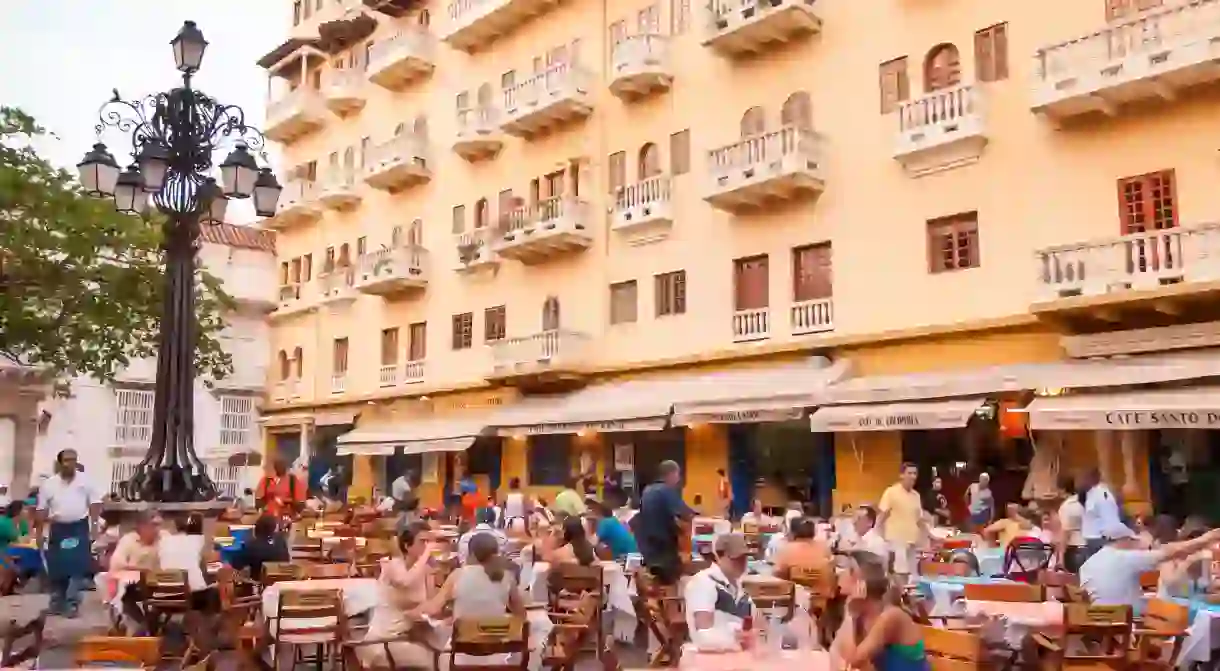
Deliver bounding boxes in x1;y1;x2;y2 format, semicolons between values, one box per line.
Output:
0;106;233;383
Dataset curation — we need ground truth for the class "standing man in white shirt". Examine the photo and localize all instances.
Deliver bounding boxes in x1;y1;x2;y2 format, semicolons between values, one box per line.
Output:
36;449;102;618
391;469;415;509
1079;469;1124;564
878;462;925;578
1057;475;1085;571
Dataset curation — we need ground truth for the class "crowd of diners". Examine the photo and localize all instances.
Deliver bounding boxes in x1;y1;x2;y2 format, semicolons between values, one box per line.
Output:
9;450;1220;671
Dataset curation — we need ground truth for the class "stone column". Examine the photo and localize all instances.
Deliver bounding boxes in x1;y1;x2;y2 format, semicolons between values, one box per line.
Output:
1119;431;1146;511
297;421;313;470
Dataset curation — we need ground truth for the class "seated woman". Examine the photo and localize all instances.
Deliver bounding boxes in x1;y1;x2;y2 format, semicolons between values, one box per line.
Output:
983;503;1033;548
0;500;30;549
409;532;527;621
683;533;756;652
109;511;164;633
158;513;218;611
358;522;436;669
591;501;636;560
832;551;930;671
773;517;832;577
546;516;598;566
229;515;289;581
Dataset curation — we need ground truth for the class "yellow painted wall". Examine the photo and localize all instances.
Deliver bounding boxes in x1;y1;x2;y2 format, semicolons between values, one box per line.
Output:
684;425;729;510
833;432;903;511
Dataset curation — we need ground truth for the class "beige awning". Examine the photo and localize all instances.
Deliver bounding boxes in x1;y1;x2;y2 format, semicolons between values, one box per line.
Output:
825;349;1220;404
336;417;485;456
487;387;672;437
1025;387;1220;430
671;358;850;426
809;398;987;433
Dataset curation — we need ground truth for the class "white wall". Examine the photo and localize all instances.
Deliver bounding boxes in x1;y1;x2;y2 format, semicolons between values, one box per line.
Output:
29;240;272;496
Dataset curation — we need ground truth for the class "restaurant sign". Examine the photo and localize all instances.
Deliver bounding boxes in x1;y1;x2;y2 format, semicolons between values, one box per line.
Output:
674;407;806;425
496;417;668;436
1102;411;1220;429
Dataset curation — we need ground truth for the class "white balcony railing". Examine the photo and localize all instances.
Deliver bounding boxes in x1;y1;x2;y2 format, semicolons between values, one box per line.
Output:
403;360;425;383
501;195;585;233
323;67;366;91
266;87;323;122
616;175;671;213
369;27;435;70
709;126;818;176
278;284;302;303
322;166;359;192
491;328;591;373
732;307;770;342
278;179;320;212
502;62;591;115
1036;223;1220;300
458;105;500;136
367;132;428;169
379;363;398;387
319;267;356;301
791;298;834;335
612;33;669;76
331;373;347;394
899;83;981;135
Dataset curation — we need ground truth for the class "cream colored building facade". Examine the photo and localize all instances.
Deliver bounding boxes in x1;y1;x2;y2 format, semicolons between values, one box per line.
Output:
259;0;1220;512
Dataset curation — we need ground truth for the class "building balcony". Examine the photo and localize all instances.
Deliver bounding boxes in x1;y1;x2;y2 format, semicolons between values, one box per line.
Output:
271;284;314;321
268;180;324;229
355;245;429;297
613;176;673;243
378;360;426;387
1032;0;1220;121
488;329;591;383
791;297;834;335
264;88;328;143
453;106;504;162
894;83;987;176
610;34;673;102
317;269;358;308
318;168;363;211
363;133;432;192
273;378;303;402
321;68;367;116
367;27;436;90
332;373;347;395
703;0;821;58
733;307;769;342
455;227;501;272
500;64;593;139
444;0;562;52
705;126;825;213
494;197;592;263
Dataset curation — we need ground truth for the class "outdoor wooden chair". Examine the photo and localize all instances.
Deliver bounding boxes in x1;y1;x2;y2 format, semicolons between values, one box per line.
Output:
271;588;348;671
215;566;265;671
923;626;986;671
1034;604;1133;671
543;593;599;671
449;616;530;671
743;579;795;621
1131;598;1190;671
75;636;161;669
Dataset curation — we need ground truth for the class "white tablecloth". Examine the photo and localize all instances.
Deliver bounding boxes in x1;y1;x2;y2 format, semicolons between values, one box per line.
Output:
526;561;636;642
262;578;381;618
1175;603;1220;667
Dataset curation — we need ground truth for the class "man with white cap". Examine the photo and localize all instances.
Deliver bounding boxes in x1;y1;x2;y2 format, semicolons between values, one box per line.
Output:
683;532;756;652
1080;523;1220;608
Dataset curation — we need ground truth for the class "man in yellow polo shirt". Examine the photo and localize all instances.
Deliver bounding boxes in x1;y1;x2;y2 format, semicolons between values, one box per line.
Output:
878;462;926;578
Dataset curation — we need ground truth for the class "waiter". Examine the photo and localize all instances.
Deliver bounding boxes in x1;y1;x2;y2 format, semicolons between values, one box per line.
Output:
256;459;306;521
636;460;695;585
36;449;101;618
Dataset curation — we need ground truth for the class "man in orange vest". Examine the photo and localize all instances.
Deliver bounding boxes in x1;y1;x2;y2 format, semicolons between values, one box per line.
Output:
256;459;306;519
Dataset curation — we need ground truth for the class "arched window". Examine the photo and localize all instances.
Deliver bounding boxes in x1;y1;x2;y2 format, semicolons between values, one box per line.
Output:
474;198;489;229
924;43;961;92
780;91;812;129
637;143;661;179
477;83;493;107
391;225;403;247
278;350;290;380
418;8;430;25
739;106;765;138
338;243;351;267
412;115;428;138
542;296;560;331
292;346;304;378
408;218;423;246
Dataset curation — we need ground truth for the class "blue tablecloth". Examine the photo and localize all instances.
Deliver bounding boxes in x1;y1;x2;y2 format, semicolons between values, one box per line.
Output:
3;545;42;574
218;542;243;566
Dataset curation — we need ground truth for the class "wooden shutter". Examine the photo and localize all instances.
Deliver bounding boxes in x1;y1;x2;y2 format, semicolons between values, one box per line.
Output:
302;254;312;281
975;24;1009;82
1118;171;1177;234
451;313;472;349
879;57;909;114
733;256;769;310
356;236;367;258
926;45;962;92
609;20;626;45
639;144;661;179
484;306;506;342
333;338;349;374
655;271;686;316
780;92;812;129
609;281;638;324
380;328;399;366
408;322;427;361
452;205;466;234
670;130;690;176
290;258;302;283
739;107;765;138
279;262;290;285
793;244;832;301
927;213;981;273
608;151;626;194
542;297;561;331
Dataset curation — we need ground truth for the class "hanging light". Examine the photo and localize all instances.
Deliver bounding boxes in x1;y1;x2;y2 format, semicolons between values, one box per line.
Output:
219;143;259;199
113;164;148;214
199;178;228;224
171;20;208;73
76;143;121;198
252;168;284;218
135;141;171;193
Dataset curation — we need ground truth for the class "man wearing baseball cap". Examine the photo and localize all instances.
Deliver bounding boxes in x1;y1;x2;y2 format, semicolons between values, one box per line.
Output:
682;533;756;652
1080;522;1220;608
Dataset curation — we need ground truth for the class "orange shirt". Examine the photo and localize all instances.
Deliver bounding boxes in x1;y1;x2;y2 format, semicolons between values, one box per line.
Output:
256;474;306;517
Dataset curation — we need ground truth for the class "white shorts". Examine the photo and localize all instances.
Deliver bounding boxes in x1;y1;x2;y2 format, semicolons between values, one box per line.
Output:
890;541;918;575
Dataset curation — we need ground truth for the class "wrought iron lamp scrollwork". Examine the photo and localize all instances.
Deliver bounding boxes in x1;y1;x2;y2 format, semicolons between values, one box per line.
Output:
76;21;283;504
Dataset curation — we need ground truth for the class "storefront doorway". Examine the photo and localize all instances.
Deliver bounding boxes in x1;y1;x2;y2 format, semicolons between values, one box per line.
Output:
901;424;1031;525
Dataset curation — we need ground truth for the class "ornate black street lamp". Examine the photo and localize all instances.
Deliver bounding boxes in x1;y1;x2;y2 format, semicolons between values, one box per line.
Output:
77;21;283;504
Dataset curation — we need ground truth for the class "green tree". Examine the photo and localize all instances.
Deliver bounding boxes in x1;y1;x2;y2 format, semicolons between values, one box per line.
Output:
0;106;233;383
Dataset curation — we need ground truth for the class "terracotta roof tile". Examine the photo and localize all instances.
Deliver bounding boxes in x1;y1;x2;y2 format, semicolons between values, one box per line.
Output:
200;223;276;253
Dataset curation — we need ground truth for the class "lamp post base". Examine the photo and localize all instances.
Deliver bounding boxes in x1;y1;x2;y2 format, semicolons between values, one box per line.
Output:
123;462;218;504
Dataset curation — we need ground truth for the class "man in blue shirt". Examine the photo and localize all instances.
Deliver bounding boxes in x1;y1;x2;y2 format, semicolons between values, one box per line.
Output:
590;499;637;559
636;460;694;585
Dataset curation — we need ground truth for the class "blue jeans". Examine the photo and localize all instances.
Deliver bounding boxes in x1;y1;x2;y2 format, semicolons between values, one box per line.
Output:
49;575;84;613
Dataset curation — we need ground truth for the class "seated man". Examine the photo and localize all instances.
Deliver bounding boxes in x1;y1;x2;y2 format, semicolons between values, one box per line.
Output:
1081;524;1220;608
684;533;756;652
773;517;832;577
457;508;506;564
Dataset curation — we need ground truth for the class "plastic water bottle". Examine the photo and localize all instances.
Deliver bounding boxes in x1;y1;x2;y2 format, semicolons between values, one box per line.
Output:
767;613;784;656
